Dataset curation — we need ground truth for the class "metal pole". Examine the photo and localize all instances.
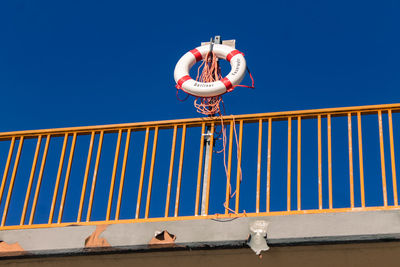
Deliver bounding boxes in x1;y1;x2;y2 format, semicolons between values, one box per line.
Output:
201;128;211;215
200;35;221;215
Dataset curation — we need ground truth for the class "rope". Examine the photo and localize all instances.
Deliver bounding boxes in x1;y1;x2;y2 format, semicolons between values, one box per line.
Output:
232;67;255;89
175;48;251;214
194;54;244;214
193;51;224;116
216;116;243;215
176;88;190;102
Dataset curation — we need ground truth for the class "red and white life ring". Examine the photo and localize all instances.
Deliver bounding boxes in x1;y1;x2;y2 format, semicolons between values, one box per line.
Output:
174;44;247;97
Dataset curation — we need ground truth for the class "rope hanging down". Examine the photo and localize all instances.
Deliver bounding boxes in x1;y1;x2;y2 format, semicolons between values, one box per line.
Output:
194;51;223;116
174;40;254;214
195;51;246;212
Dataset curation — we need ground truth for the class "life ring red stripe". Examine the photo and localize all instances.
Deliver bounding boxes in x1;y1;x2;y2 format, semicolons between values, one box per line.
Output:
226;50;243;62
177;75;192;89
221;77;233;91
190;49;203;62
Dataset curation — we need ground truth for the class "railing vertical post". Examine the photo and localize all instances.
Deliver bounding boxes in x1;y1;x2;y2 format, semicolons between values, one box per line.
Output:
357;112;365;207
2;137;24;226
165;126;177;217
378;110;388;207
235;120;243;214
77;132;95;222
256;119;262;213
287;117;292;211
388;110;398;206
266;118;272;212
0;138;15;207
57;133;77;224
115;129;132;220
297;116;302;211
30;135;51;225
135;128;149;219
21;136;42;225
174;125;186;217
318;115;322;210
195;123;205;216
225;121;234;214
106;129;123;221
348;113;355;208
144;127;159;219
87;131;104;222
327;114;333;209
49;133;68;224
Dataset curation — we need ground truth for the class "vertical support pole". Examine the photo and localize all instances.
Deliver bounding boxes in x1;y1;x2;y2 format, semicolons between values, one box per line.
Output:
201;123;214;215
199;36;220;216
201;128;211;215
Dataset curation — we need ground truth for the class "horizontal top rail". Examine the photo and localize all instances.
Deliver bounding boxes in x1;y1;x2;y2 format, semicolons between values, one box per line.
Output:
0;103;400;140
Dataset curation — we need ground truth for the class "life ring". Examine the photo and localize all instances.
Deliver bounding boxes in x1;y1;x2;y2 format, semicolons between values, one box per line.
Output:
174;44;247;97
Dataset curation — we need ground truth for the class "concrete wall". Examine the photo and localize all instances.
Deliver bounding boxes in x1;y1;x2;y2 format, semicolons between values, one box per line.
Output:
0;210;400;257
1;242;400;267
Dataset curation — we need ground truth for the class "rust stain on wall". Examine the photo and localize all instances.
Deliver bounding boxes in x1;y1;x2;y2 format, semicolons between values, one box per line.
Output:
149;230;176;248
85;225;111;248
0;241;25;256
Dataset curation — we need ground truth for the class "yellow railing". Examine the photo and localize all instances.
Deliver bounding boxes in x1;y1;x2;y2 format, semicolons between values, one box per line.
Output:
0;103;400;230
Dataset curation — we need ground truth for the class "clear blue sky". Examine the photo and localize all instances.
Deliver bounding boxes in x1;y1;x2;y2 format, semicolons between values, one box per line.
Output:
0;1;399;224
1;1;399;131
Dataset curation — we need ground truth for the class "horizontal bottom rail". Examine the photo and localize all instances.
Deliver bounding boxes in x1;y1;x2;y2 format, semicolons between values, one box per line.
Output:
1;205;399;231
